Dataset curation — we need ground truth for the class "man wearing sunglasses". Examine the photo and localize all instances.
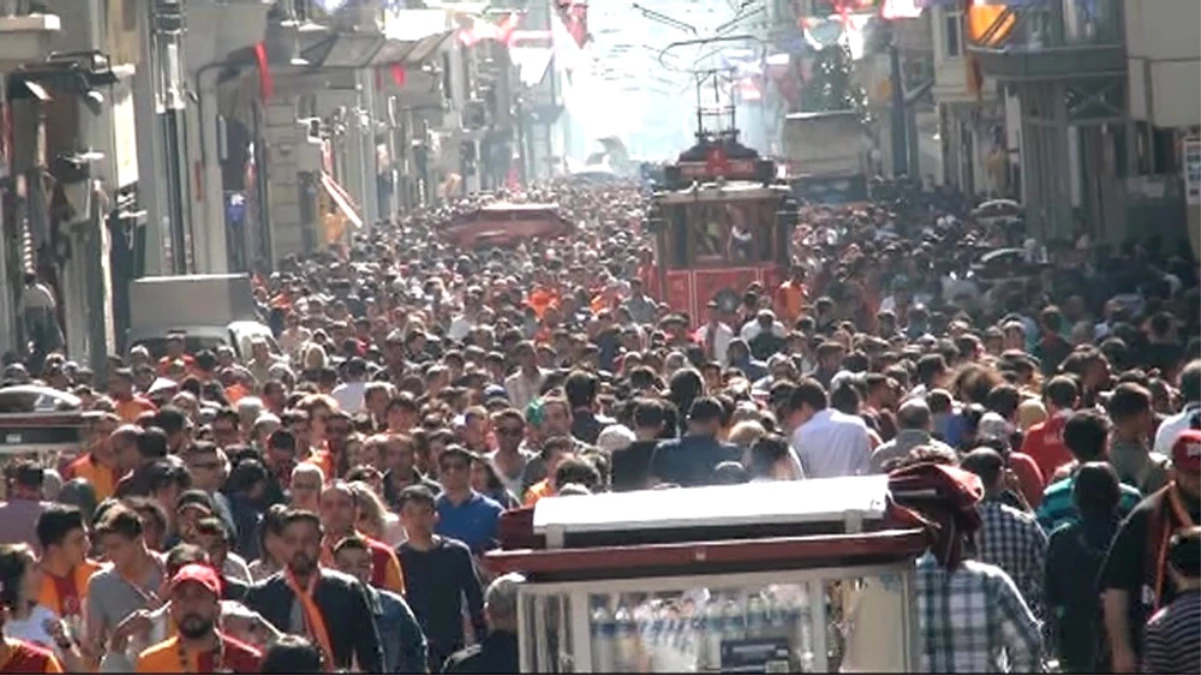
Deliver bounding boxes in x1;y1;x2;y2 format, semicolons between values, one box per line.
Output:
433;447;504;555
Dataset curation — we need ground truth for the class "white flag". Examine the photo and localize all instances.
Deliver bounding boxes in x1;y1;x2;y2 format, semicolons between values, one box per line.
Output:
881;0;925;20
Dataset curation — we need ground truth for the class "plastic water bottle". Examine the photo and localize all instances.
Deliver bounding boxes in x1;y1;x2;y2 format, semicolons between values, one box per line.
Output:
765;591;790;642
745;595;768;639
647;606;666;668
723;598;747;642
614;605;640;671
700;600;725;672
591;604;616;673
796;585;816;673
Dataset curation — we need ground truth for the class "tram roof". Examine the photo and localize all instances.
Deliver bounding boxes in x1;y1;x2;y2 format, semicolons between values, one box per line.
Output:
654;181;787;203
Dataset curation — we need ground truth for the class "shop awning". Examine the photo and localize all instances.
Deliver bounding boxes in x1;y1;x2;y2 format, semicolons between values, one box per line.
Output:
320;172;363;243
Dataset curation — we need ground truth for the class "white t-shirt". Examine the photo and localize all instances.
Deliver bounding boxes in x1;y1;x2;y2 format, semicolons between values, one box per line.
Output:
791;409;872;479
694;323;734;366
5;605;61;655
331;381;368;413
1153;403;1201;457
447;315;476;342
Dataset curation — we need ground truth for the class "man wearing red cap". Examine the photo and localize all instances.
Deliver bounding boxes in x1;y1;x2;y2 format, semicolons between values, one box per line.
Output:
1100;428;1201;673
134;564;262;673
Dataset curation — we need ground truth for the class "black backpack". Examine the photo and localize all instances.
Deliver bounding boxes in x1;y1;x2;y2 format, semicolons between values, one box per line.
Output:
1048;523;1113;672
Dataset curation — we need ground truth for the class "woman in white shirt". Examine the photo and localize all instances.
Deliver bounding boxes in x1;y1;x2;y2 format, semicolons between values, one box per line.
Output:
0;544;88;671
247;505;289;582
348;480;407;547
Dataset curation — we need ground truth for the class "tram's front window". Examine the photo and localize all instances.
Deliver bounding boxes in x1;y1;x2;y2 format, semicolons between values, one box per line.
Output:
687;199;775;265
668;206;689;268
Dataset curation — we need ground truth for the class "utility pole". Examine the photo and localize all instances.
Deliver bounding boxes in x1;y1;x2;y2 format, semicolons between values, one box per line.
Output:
133;0;167;275
154;0;192;273
136;0;191;275
887;28;909;178
153;0;192;273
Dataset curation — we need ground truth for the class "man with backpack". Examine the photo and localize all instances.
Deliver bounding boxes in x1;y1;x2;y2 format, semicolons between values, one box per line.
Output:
1044;462;1123;672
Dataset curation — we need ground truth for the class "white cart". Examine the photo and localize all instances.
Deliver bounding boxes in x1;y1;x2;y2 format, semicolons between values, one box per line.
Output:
486;475;930;673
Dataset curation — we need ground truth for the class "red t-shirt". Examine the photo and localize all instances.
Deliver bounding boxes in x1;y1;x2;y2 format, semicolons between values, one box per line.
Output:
0;640;63;673
1019;413;1073;485
1008;452;1046;508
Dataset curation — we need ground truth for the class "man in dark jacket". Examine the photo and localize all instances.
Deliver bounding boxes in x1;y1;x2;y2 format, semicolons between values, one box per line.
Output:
245;509;384;673
443;573;522;674
333;535;428;673
648;397;742;488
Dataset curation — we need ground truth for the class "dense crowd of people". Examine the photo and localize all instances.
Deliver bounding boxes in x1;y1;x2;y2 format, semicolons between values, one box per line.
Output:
0;174;1198;674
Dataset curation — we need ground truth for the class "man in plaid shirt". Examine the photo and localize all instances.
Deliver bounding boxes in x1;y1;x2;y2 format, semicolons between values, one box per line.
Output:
962;447;1049;617
891;458;1044;673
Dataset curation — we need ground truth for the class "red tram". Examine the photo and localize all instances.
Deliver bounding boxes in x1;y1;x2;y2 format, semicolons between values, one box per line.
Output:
647;133;798;323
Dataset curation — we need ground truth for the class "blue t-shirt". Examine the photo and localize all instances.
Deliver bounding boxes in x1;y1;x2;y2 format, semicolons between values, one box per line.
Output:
434;491;504;554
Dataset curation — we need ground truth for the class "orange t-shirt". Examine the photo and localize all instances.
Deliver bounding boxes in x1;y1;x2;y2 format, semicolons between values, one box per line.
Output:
135;634;262;673
774;281;806;324
523;479;555;507
321;533;406;594
527;287;560;319
37;559;103;620
114;396;157;424
225;383;250;405
157;355;196;377
305;448;335;482
64;454;117;502
0;640;63;674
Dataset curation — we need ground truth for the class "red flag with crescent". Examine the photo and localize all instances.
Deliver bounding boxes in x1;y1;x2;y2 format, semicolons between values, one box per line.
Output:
253;41;273;102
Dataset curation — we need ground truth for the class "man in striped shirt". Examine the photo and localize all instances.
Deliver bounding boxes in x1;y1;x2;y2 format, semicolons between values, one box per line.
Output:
1142;527;1200;673
1036;410;1142;533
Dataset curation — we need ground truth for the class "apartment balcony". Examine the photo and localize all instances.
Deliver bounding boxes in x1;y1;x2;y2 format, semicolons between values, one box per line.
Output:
967;0;1126;82
0;1;60;69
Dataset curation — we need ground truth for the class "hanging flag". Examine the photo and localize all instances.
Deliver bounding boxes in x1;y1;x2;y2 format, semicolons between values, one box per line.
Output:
964;0;1014;97
458;12;522;47
551;3;584;76
966;0;1015;46
800;16;846;49
880;0;924;19
830;0;879;22
253;41;273;102
390;64;407;87
374;63;408;90
554;0;589;49
737;76;763;102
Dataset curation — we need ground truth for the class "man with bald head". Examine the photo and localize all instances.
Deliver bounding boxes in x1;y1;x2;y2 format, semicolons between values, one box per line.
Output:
870;398;956;473
443;573;524;673
317;481;406;594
